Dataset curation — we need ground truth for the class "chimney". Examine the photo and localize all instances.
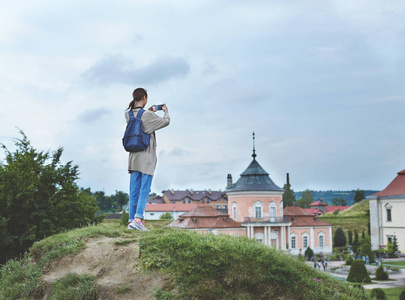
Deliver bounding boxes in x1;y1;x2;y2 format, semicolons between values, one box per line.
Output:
286;173;290;185
227;174;233;189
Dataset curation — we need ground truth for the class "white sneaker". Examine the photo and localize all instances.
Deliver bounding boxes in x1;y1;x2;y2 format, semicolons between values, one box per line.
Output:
128;220;149;231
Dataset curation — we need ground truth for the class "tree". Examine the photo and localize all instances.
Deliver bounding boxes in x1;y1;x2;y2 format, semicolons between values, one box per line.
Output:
0;131;102;263
282;174;296;207
392;235;399;253
304;246;314;260
334;228;347;248
352;230;360;252
332;197;347;206
348;230;353;246
354;189;365;203
297;189;313;208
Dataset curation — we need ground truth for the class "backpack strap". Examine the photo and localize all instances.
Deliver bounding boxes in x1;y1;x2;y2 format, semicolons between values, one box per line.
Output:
136;108;145;118
128;109;135;120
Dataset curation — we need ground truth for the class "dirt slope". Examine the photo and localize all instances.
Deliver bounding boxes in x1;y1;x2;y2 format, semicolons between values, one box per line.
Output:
41;235;169;299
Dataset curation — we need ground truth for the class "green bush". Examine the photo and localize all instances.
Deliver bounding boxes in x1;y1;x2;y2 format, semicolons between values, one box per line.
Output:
375;265;388;280
400;290;405;300
159;212;174;220
305;246;314;260
121;210;129;226
347;259;371;283
360;244;375;263
370;288;386;300
346;255;354;265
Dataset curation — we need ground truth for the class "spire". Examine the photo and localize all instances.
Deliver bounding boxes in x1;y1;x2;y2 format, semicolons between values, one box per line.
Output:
252;131;257;160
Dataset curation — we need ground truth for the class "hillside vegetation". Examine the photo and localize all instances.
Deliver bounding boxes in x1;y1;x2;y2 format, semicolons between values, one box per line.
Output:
320;200;370;237
0;221;371;300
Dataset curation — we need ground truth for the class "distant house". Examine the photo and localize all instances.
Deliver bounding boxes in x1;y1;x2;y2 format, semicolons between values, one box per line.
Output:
305;199;351;216
162;189;228;210
369;169;405;253
148;195;165;204
144;204;203;220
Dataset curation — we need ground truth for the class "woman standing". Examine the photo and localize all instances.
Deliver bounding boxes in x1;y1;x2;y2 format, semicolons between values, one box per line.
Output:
125;88;170;231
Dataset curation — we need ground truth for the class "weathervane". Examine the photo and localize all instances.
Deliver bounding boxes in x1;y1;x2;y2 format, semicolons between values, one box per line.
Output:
252;131;257;160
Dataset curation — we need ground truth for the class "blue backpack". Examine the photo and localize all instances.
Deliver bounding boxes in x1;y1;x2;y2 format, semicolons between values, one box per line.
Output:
122;109;151;152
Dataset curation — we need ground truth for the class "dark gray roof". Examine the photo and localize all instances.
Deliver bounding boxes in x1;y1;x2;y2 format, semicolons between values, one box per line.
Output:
226;159;284;192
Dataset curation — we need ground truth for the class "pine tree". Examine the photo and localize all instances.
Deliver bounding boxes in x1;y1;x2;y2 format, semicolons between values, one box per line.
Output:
282;173;296;208
334;228;347;248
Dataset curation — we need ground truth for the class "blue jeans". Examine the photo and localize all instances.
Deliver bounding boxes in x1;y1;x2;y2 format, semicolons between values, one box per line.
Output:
129;171;153;222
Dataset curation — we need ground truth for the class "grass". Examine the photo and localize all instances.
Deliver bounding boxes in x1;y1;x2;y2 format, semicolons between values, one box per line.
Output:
381;287;405;300
320;200;370;236
383;261;405;268
50;273;100;300
139;228;372;299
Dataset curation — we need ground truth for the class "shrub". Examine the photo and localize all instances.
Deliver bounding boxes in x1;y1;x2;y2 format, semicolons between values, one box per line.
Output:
333;209;339;215
370;288;386;300
334;228;347;248
121;211;129;226
159;212;173;220
347;259;371;283
400;290;405;300
346;255;354;265
305;247;314;260
360;244;375;263
374;265;388;280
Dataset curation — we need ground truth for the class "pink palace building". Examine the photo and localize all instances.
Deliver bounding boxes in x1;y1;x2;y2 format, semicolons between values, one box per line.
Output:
170;136;333;255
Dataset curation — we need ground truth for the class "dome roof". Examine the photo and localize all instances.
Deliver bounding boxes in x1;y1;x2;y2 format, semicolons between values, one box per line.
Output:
226;158;284;192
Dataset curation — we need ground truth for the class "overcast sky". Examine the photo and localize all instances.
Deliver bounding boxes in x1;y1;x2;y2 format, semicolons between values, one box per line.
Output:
1;1;404;196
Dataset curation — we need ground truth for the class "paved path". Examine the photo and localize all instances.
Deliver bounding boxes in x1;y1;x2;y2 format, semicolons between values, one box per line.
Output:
306;259;405;290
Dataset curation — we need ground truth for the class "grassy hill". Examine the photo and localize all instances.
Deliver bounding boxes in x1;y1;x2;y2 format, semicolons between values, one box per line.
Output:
0;220;371;300
320;200;370;238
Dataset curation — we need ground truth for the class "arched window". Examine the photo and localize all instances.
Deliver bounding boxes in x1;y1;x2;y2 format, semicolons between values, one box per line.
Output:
254;200;263;219
232;202;237;220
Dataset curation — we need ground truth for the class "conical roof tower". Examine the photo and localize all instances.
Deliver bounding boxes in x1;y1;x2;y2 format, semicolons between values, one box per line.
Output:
226;132;283;193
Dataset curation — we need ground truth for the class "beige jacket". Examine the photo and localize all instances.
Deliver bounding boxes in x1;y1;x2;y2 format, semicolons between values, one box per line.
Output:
125;108;170;175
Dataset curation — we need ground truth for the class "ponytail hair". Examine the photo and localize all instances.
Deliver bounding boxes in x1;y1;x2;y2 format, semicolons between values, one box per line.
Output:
127;87;148;109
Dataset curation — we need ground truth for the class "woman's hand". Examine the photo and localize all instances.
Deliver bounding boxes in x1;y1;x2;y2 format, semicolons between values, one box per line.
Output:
162;104;168;112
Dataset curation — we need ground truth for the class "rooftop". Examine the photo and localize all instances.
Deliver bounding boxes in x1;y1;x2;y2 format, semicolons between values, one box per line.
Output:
373;169;405;197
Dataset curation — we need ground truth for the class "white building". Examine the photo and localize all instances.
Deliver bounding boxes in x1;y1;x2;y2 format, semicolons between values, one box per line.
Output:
369;169;405;253
144;203;201;220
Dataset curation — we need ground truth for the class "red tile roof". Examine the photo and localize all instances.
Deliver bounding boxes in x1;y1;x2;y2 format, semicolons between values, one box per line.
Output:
373;169;405;197
310;200;327;206
168;205;242;229
284;206;314;216
284;207;331;226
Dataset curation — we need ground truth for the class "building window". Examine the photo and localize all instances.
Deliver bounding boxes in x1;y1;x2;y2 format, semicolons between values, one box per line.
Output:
255;207;262;219
269;202;277;219
291;236;296;249
188;199;191;203
223;205;227;210
207;199;210;203
150;213;154;215
217;205;221;209
182;199;185;203
387;208;392;222
172;201;175;204
387;236;393;244
202;199;205;203
232;202;237;220
303;236;308;248
319;235;324;247
256;239;263;243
